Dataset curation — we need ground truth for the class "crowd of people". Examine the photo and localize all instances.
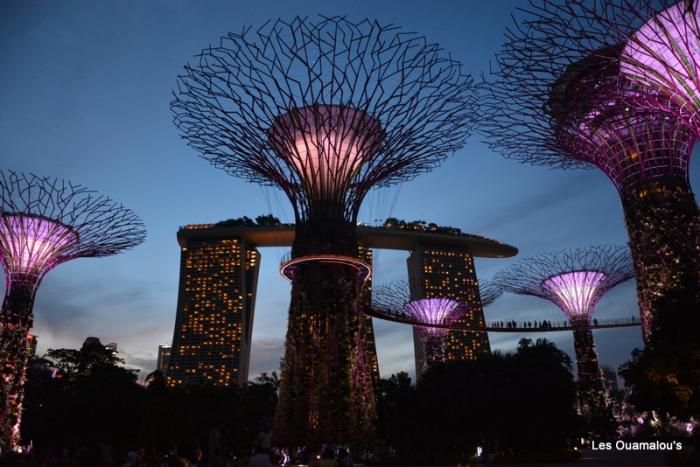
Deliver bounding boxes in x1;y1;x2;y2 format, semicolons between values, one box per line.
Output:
489;319;561;329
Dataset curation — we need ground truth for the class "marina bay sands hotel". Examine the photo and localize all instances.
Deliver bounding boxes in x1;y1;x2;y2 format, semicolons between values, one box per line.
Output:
165;221;517;388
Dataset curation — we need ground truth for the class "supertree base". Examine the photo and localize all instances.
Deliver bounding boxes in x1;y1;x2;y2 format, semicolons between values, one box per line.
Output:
572;325;609;419
622;188;700;344
0;274;38;452
273;260;376;448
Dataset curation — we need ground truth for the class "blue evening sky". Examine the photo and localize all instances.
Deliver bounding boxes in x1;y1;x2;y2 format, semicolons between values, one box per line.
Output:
1;0;697;383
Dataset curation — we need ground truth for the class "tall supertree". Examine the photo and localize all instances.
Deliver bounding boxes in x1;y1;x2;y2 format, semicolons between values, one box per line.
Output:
481;0;699;346
171;16;478;446
494;245;634;417
0;170;145;452
373;281;463;375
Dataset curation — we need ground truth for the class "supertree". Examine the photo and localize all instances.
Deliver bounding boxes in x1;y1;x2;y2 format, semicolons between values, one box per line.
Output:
372;281;464;375
481;0;699;346
0;170;145;452
171;16;478;446
494;245;634;417
479;279;503;308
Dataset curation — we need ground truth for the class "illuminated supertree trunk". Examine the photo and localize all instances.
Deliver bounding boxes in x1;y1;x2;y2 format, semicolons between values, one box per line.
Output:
0;273;39;451
494;246;634;418
480;0;699;346
171;17;477;447
621;186;698;338
0;171;145;452
570;319;607;416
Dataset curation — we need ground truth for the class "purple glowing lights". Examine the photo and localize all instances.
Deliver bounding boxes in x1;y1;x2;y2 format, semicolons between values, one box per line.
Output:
542;271;607;320
404;298;461;335
268;105;384;197
621;2;700;118
494;245;634;324
0;215;78;276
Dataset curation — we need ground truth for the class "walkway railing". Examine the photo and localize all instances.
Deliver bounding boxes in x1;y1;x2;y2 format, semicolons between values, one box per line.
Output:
365;307;641;333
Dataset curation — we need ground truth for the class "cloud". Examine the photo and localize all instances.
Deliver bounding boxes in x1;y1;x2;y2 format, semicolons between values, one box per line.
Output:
473;170;611;237
249;338;285;378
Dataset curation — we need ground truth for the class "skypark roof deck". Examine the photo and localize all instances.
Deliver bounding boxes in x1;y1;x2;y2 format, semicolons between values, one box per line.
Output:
178;223;518;258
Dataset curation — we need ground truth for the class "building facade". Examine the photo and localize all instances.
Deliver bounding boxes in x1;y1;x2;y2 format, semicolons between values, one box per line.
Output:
407;244;490;376
167;225;260;387
358;244;380;386
166;223;514;388
26;334;37;358
157;344;172;373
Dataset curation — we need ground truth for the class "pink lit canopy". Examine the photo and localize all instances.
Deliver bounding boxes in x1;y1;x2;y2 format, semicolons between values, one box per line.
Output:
621;1;700;125
494;245;634;325
268;105;384;198
404;298;461;335
542;271;607;320
0;215;78;276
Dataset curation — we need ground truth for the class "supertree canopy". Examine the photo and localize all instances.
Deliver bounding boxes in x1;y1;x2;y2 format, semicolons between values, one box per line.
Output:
479;279;503;308
494;245;634;417
616;0;700;131
0;170;145;452
481;0;699;346
373;281;463;375
171;16;478;447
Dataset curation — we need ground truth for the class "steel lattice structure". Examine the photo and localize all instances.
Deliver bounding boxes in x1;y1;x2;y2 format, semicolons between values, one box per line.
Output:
372;281;463;375
172;16;477;227
494;245;634;417
479;279;503;308
0;170;145;452
171;16;478;447
481;0;699;343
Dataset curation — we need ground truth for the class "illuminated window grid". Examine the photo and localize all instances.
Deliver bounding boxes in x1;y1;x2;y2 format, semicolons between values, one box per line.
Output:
167;237;259;388
358;245;380;384
409;246;490;366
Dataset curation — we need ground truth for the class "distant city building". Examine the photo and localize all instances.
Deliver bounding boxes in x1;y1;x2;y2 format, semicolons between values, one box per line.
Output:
26;334;38;358
601;366;619;393
167;225;260;387
157;344;172;373
358;244;380;386
407;245;490;376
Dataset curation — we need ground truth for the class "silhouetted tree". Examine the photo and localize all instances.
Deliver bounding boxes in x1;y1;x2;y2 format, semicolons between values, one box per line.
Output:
375;339;580;463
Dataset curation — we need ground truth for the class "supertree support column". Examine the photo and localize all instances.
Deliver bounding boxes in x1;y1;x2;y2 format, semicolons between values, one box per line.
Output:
611;0;700;343
480;0;699;345
493;245;635;418
0;170;145;452
171;17;478;448
372;281;463;376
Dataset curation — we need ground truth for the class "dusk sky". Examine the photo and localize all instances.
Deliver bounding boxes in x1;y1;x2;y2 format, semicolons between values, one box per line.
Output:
1;0;698;384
